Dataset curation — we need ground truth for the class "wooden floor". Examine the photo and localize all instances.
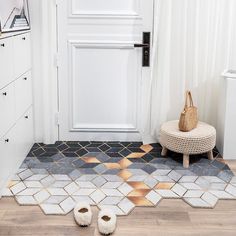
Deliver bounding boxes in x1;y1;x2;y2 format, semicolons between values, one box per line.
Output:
1;161;236;236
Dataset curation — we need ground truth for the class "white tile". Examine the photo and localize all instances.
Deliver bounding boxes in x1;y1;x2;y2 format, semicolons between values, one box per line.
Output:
209;190;235;200
225;184;236;197
16;196;37;205
75;181;96;189
92;176;107;187
101;182;122;189
89;189;106;204
118;198;135;215
230;176;236;184
40;204;65;215
16;188;41;196
168;170;182;181
72;196;95;205
60;197;76;214
51;181;71;188
76;175;98;181
183;198;211;208
118;183;133;196
171;184;187;197
73;188;96;196
1;188;13;197
127;175;147;182
34;190;50;203
201;192;218;207
184;190;204;198
145;190;162;205
44;196;67;204
128;169;148;176
202;176;225;183
144;176;158;188
64;182;79;195
102;189;123;197
209;183;227;191
24;181;43;188
52;175;71;181
40;175;55;187
180;183;201;190
26;174;48;181
47;188;68;196
179;176;198;183
98;205;125;216
10;182;26;195
155;190;179;198
11;174;21;181
17;168;27;174
100;196;123;205
18;169;33;180
153;176;174;182
195;177;211;190
151;169;171;176
103;175;123;182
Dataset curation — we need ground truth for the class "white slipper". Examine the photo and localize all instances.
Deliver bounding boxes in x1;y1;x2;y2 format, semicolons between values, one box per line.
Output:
98;209;117;235
74;202;92;227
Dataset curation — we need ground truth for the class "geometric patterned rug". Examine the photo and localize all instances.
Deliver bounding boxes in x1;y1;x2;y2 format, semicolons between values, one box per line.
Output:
2;142;236;216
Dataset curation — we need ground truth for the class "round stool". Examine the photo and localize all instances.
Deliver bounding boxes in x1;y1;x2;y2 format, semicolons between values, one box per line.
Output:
160;120;216;168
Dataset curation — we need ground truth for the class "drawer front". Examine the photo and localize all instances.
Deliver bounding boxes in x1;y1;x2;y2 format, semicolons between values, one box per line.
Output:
15;71;33;119
0;38;14;89
0;83;15;138
13;33;31;78
0;107;34;191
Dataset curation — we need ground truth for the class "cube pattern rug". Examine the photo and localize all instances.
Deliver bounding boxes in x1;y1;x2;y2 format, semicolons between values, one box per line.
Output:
2;142;236;216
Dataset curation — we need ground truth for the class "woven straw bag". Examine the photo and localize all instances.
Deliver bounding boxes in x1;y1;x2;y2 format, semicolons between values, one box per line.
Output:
179;91;198;132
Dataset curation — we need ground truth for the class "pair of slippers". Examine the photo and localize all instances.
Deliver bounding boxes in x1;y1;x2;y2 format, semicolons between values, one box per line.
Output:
74;202;117;235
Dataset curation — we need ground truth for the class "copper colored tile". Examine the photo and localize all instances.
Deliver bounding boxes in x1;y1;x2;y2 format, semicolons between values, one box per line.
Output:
155;182;175;190
104;163;121;169
140;145;153;153
82;157;100;163
128;189;150;197
118;170;133;180
127;182;150;189
119;158;132;169
128;197;153;206
8;181;19;188
127;152;145;158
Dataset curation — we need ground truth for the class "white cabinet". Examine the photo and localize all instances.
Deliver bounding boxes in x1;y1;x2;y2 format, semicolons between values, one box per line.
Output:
13;33;31;78
0;31;34;193
0;37;14;89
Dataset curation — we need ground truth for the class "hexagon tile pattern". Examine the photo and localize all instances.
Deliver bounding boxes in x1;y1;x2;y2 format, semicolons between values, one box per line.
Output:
2;142;236;216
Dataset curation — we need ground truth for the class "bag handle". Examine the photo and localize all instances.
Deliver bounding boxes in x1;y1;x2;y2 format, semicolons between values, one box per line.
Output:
184;91;194;108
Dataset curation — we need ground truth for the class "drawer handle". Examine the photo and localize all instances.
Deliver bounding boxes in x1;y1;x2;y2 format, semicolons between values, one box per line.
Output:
5;139;9;143
23;77;28;81
25;115;29;119
2;92;7;96
0;43;5;47
22;37;26;40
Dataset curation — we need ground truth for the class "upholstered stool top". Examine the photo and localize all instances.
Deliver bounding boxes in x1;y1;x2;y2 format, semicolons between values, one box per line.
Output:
160;120;216;155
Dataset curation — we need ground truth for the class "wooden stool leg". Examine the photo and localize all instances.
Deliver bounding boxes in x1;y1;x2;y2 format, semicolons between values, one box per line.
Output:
207;150;214;160
161;147;168;156
183;154;189;168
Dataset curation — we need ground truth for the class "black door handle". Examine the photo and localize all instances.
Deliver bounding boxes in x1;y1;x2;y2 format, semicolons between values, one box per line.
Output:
134;43;149;48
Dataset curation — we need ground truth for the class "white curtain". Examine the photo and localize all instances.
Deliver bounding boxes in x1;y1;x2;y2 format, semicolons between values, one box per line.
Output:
143;0;236;144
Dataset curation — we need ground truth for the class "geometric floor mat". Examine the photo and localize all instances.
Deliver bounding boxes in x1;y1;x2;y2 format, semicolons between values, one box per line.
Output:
2;142;236;216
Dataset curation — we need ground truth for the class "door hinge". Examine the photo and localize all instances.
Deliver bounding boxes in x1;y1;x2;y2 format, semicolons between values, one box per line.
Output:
55;112;60;126
54;53;60;68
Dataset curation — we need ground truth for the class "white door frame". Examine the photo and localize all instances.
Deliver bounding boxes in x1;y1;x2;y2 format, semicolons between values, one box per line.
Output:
38;0;155;144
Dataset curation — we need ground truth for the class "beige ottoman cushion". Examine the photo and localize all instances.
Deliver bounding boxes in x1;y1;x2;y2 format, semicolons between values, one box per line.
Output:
160;120;216;155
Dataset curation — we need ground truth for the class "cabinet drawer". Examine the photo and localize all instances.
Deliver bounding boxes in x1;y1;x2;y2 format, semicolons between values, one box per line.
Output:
13;33;31;78
0;83;15;138
15;71;32;119
0;37;14;89
0;107;34;190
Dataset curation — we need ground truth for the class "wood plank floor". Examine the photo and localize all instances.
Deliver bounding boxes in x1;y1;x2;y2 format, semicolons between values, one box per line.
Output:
0;161;236;236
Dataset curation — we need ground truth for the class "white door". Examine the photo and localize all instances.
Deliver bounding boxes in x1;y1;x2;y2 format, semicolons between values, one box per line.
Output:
57;0;154;141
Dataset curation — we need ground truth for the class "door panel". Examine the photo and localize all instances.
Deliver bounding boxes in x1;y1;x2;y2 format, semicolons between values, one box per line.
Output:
58;0;153;141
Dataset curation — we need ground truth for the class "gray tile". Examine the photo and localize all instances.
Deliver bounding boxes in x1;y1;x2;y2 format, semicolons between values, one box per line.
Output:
183;198;212;208
76;175;98;181
209;190;235;199
101;182;122;189
153;176;174;183
209;183;227;191
102;189;123;197
168;170;182;182
34;190;50;203
151;169;171;176
180;183;201;190
195;177;211;190
179;176;198;183
52;175;71;181
27;174;48;181
30;169;49;175
44;196;67;204
155;190;179;198
93;164;107;174
118;183;133;196
184;190;204;198
51;181;71;188
171;184;187;197
225;184;236;197
68;170;81;180
18;169;34;180
64;182;79;195
127;175;147;182
100;196;123;205
103;175;123;182
118;198;135;215
10;182;26;195
144;176;158;188
40;175;55;187
217;170;234;183
92;176;107;187
201;192;218;207
89;189;106;204
23;181;43;188
75;181;96;189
